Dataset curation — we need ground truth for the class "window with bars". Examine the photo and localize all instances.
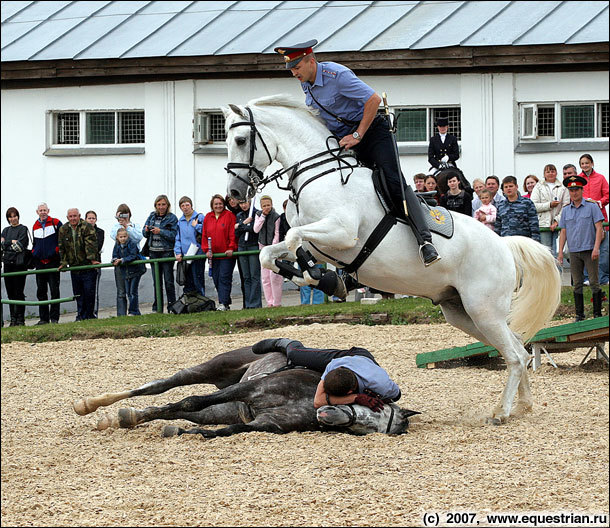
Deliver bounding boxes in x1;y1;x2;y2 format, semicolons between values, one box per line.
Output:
194;111;226;144
519;102;608;140
392;106;461;142
52;110;145;146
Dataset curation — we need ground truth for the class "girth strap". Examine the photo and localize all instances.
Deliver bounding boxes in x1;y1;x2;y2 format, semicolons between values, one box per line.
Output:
310;213;397;275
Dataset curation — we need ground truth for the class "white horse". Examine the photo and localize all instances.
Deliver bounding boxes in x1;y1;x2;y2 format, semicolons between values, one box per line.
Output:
222;95;561;424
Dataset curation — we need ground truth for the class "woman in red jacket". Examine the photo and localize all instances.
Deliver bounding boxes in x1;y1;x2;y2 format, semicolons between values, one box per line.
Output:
202;194;237;311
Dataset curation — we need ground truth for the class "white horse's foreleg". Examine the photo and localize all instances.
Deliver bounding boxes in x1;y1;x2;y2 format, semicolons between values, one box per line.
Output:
259;241;295;272
284;218;358;258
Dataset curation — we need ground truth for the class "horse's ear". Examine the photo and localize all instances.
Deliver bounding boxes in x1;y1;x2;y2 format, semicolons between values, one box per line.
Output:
227;104;247;119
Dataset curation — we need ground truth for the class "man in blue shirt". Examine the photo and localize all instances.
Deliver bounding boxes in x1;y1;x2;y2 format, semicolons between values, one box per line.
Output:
252;338;401;412
558;175;604;321
494;176;540;240
274;40;440;267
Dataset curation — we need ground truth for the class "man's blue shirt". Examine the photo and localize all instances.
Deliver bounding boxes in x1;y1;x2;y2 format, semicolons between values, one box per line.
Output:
321;355;400;400
301;61;375;137
559;199;604;252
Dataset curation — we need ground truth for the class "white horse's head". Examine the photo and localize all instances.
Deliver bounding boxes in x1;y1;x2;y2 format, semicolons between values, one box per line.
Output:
222;95;328;201
317;404;420;435
222;103;275;201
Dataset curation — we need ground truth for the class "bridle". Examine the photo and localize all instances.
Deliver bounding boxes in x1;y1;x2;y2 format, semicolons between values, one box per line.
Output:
224;106;274;196
331;403;397;434
224;106;357;206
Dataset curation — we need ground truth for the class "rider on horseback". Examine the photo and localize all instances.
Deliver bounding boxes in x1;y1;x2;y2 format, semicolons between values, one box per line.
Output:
274;40;440;267
427;114;460;174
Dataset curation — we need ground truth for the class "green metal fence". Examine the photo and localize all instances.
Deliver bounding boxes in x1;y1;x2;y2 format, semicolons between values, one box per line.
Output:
1;251;260;313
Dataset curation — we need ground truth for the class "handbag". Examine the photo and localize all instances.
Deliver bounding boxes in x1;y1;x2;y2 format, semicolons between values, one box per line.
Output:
15;249;33;269
176;260;188;286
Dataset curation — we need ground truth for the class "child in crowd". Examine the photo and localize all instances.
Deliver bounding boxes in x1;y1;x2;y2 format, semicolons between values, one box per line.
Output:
474;190;497;230
112;227;146;316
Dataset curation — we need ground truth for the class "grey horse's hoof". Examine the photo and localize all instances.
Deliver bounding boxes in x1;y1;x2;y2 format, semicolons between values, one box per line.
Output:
96;413;117;431
117;407;138;429
162;425;180;438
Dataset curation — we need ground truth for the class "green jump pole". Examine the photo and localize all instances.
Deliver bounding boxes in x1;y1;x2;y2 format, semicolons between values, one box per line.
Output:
153;262;163;313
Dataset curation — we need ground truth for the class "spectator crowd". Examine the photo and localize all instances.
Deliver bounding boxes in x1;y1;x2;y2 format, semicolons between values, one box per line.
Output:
2;153;608;326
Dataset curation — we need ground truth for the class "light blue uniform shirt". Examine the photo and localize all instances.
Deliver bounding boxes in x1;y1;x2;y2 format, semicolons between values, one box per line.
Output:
301;61;376;137
559;199;604;252
321;356;400;401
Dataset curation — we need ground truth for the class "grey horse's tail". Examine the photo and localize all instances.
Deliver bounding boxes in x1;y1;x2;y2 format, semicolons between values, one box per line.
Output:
504;236;562;342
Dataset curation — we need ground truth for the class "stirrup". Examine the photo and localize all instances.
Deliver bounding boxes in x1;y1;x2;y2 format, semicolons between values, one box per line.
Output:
419;242;441;267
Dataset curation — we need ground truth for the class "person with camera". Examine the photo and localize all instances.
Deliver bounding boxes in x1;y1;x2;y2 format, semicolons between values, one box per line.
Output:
1;207;31;326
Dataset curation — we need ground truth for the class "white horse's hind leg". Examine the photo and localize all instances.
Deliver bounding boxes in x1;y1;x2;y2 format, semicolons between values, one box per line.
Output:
510;332;533;415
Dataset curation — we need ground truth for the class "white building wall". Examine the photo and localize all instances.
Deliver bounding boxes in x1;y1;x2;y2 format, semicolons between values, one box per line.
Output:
1;70;608;263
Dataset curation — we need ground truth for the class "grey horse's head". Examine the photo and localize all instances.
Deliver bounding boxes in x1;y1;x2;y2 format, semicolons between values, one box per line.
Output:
317;404;420;435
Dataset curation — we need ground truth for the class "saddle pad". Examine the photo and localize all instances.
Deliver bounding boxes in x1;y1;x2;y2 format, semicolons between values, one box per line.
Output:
421;203;454;239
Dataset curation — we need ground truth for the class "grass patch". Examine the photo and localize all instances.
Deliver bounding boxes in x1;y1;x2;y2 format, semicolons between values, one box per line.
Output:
1;286;606;344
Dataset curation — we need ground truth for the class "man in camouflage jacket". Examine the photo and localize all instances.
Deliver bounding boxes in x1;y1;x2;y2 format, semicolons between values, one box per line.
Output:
494;176;540;241
58;208;101;321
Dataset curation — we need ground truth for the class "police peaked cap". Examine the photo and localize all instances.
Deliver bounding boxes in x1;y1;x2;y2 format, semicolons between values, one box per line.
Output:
274;39;318;68
562;175;587;189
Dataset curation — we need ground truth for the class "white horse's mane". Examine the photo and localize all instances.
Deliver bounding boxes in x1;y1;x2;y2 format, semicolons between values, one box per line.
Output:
247;94;321;121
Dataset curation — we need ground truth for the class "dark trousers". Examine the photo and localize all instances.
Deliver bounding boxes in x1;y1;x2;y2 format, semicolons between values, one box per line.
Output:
150;250;176;312
3;262;27;322
571;250;600;295
284;341;379;372
184;258;206;296
70;269;97;321
35;262;60;322
211;257;235;307
354;115;432;245
239;249;262;308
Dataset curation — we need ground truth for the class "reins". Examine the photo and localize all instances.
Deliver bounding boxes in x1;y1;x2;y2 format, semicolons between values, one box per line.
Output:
224;106;358;207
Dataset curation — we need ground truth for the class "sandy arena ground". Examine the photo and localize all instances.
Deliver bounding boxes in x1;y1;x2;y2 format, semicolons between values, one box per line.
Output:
1;322;608;527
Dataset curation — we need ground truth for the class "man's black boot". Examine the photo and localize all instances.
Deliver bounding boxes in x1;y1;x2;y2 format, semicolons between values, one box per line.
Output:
592;291;603;318
419;242;441;267
573;293;585;322
252;338;301;355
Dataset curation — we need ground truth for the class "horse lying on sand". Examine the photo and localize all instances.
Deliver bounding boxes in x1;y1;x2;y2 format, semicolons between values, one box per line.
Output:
74;347;418;438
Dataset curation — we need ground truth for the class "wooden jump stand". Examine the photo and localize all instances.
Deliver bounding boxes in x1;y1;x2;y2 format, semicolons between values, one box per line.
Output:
416;317;609;370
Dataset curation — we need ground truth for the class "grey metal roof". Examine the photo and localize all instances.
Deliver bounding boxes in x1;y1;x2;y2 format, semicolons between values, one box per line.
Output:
1;0;608;62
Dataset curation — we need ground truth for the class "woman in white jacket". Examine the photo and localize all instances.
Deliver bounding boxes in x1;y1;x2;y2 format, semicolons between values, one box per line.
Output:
530;163;570;256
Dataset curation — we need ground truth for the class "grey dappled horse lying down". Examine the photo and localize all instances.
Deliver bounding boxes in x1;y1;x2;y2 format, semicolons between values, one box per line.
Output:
73;347;418;438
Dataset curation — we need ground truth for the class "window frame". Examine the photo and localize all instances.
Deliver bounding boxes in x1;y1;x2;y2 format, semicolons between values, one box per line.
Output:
518;101;608;142
392;106;462;144
194;109;227;145
45;109;145;154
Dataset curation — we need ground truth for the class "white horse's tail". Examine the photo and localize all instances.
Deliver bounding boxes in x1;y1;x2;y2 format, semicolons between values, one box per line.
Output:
504;236;562;342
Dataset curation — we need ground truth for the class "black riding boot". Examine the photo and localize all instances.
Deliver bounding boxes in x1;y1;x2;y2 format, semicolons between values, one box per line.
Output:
403;185;441;266
573;292;585;322
592;291;603;318
252;338;302;355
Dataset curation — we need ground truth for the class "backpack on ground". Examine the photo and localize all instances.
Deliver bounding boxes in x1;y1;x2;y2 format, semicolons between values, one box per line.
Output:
169;292;216;314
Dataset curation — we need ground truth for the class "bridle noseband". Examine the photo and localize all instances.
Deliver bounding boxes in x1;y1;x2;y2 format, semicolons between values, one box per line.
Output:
224;106;273;196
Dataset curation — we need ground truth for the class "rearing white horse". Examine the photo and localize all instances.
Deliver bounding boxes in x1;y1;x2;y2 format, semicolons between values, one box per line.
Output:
222;95;561;424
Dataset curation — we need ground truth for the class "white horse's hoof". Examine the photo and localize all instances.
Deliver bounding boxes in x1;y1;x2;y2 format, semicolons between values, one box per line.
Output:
73;398;93;416
96;413;118;430
485;416;505;426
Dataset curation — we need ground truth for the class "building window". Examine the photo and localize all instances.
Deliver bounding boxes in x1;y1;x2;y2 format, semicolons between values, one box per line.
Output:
194;111;226;144
52;110;145;146
393;106;461;142
519;102;608;141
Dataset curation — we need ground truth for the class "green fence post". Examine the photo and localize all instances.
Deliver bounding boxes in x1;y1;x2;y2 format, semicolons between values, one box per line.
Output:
153;261;163;313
